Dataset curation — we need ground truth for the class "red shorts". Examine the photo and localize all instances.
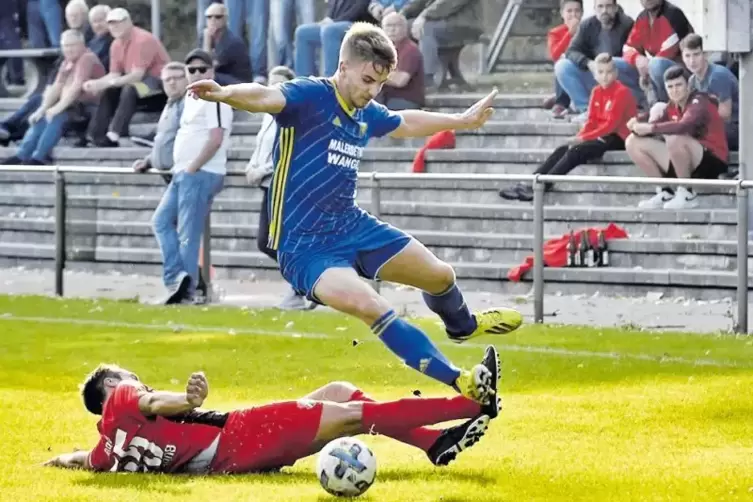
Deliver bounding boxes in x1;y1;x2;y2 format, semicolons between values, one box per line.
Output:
209;400;323;473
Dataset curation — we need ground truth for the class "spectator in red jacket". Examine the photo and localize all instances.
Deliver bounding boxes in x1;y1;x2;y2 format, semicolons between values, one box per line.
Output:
544;0;583;118
625;65;728;210
499;53;636;201
622;0;693;103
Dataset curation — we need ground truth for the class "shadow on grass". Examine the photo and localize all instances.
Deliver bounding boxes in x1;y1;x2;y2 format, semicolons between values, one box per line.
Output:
72;466;496;491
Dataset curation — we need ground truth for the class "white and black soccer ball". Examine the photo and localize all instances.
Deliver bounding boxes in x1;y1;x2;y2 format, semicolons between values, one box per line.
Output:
316;437;377;497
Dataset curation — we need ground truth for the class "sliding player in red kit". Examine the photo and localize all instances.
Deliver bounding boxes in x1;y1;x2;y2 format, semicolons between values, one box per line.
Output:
43;358;501;474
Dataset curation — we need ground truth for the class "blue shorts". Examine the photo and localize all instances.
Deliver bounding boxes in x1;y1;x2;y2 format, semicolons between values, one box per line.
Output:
277;215;412;303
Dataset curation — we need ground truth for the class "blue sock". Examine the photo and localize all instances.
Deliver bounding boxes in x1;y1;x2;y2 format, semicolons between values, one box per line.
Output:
422;283;477;337
372;310;461;386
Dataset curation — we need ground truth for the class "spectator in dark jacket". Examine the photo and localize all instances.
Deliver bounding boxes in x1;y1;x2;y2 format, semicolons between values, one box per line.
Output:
200;3;253;85
401;0;482;88
0;0;25;86
554;0;639;120
64;0;93;43
87;5;112;69
294;0;375;77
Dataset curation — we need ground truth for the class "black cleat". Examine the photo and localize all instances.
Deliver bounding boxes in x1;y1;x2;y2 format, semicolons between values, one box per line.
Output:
426;414;490;467
481;345;502;419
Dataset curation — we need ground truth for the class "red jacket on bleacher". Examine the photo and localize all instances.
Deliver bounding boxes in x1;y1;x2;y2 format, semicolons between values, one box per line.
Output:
578;80;637;142
622;0;693;66
547;24;572;62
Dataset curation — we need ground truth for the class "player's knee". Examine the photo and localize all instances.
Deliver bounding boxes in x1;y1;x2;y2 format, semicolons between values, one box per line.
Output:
424;260;455;294
332;289;387;322
625;133;642;153
664;135;685;154
322;381;358;402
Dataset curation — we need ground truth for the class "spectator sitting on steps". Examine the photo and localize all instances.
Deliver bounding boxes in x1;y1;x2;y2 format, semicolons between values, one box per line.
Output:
625;66;728;210
87;4;113;70
83;7;169;147
65;0;94;43
200;3;253;86
622;0;693;104
375;12;424;110
400;0;482;91
499;54;636;202
543;0;582;119
555;0;641;122
1;30;105;166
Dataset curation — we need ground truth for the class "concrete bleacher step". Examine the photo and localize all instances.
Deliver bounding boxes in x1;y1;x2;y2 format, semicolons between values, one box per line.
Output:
0;239;748;300
1;218;748;272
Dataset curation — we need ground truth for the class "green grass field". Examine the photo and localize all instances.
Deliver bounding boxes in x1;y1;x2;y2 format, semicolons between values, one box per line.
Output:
1;295;752;501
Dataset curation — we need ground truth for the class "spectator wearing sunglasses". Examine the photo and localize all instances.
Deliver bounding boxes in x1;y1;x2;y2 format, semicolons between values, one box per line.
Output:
200;2;253;85
152;49;233;305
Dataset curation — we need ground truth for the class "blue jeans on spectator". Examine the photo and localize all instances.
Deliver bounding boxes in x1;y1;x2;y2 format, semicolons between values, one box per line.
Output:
225;0;269;80
271;0;315;68
646;56;676;103
26;0;63;48
16;110;68;162
152;170;225;297
294;21;352;77
195;0;214;36
554;78;570;108
0;3;25;86
0;92;42;141
554;57;645;112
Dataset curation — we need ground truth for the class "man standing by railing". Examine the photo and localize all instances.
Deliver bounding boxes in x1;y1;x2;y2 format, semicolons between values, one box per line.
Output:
152;49;233;305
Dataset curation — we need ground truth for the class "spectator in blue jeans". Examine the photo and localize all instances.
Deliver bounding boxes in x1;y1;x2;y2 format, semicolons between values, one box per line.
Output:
0;0;25;86
1;30;105;165
27;0;63;48
152;49;233;305
294;0;373;77
270;0;315;68
224;0;269;83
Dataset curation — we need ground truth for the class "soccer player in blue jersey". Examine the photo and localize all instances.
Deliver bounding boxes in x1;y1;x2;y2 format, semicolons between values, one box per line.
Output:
186;22;523;406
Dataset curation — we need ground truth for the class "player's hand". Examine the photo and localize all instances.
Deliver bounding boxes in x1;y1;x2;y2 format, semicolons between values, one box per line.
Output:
458;88;497;129
186;79;229;102
635;55;649;77
186;371;209;407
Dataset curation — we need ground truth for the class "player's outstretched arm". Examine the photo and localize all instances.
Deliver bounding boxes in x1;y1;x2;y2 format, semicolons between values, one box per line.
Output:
186;79;286;114
43;450;93;470
390;88;498;139
137;371;209;417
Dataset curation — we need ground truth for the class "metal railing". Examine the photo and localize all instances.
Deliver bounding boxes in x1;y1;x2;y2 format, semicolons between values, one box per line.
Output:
0;165;750;332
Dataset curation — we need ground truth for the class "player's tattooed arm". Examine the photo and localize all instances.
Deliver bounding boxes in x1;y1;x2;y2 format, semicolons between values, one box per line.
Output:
186;79;286;114
390;88;498;138
137;371;209;417
43;450;93;470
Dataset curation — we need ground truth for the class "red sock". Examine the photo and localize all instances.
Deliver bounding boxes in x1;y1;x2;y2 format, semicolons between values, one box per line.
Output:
359;394;481;439
349;390;441;452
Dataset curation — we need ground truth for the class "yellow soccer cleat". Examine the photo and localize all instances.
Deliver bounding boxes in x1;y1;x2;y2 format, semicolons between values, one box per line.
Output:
453;364;493;405
449;308;523;344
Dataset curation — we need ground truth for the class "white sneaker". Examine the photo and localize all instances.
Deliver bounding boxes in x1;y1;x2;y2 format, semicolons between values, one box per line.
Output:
638;188;674;209
663;186;699;209
277;288;311;310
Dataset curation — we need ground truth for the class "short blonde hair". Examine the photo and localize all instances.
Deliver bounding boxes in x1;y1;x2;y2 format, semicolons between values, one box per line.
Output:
340;22;397;73
163;61;187;73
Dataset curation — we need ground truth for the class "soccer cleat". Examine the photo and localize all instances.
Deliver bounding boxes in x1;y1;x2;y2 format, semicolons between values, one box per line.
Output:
480;345;502;419
449;308;523;344
454;364;493;405
427;414;490;466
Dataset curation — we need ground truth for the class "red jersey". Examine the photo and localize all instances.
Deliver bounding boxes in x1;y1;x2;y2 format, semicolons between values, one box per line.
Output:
652;91;729;161
623;1;693;66
578;80;637;142
547;24;572;62
88;381;221;473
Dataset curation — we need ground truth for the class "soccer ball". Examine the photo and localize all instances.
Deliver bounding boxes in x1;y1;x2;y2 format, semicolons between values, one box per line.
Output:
316;437;377;497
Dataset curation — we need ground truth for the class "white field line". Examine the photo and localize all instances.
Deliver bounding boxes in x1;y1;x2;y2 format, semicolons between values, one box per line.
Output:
0;314;749;369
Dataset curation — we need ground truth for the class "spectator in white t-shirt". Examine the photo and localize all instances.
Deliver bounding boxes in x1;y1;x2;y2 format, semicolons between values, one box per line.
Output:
152;48;233;305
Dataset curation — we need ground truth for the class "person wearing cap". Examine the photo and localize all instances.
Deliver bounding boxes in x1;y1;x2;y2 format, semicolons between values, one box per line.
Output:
82;7;170;147
200;3;253;85
151;49;233;305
